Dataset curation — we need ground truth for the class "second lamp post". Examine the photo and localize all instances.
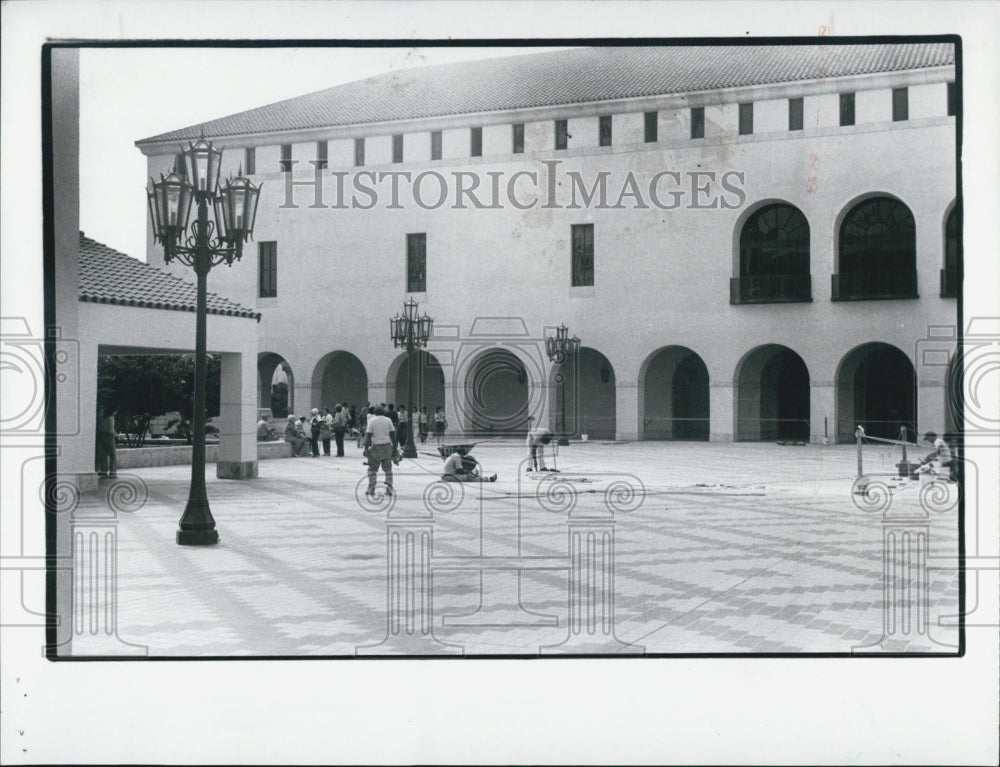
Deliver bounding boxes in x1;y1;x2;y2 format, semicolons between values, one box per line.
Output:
390;299;433;458
546;324;580;446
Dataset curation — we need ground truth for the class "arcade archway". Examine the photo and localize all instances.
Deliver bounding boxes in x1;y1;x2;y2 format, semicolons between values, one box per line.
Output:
463;348;531;434
548;347;616;440
836;343;915;442
640;346;709;440
389;350;446;412
258;352;294;418
312;351;368;411
736;345;810;441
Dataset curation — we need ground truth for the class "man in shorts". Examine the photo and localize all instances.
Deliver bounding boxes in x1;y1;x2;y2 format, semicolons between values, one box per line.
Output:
364;406;397;495
526;423;554;472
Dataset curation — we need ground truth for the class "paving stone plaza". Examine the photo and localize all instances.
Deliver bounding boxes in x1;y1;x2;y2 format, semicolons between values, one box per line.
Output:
71;440;961;657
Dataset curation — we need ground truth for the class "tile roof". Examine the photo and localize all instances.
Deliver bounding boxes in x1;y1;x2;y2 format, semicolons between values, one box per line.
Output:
78;233;261;321
137;43;955;146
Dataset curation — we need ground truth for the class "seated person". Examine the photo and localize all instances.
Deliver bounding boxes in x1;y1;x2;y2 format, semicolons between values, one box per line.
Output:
257;417;275;441
918;430;958;481
283;415;310;456
442;447;496;482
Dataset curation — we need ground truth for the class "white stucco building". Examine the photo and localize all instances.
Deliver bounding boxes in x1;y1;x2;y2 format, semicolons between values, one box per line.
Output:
137;44;960;443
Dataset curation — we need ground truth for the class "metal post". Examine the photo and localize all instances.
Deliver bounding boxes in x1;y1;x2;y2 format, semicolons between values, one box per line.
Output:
856;426;864;478
403;341;418;458
177;198;218;546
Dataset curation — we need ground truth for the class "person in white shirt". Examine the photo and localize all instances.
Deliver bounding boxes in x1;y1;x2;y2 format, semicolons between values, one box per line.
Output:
526;423;553;472
364;407;397;495
332;404;349;457
441;447;496;482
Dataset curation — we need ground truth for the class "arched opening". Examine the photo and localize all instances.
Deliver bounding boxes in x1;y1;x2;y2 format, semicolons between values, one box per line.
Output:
257;352;293;418
835;195;917;300
641;346;709;440
463;348;530;435
549;347;616;440
736;345;810;441
390;350;446;413
733;202;811;303
312;351;368;412
836;343;915;442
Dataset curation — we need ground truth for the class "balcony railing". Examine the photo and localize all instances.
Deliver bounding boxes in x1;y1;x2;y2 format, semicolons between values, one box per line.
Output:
940;267;958;298
831;269;918;301
730;274;812;304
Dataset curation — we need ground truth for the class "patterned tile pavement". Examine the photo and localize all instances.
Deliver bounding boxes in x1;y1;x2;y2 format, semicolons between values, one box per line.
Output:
68;440;961;657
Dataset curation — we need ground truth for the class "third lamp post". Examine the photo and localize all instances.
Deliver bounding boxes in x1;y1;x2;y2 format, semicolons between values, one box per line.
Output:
390;299;433;458
545;324;580;446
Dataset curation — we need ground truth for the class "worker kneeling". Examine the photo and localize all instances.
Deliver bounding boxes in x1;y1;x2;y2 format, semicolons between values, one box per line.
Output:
442;447;496;483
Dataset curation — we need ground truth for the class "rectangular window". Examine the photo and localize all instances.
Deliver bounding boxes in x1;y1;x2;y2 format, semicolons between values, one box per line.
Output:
644;111;658;143
599;115;612;146
431;131;442;160
392;134;403;163
316;141;328;170
788;98;804;131
280;143;292;172
947;81;956;116
892;87;909;121
555;119;568;150
690;107;705;139
244;147;256;175
407;233;426;293
259;242;277;298
470;126;483;157
738;102;753;135
512;123;525;154
571;224;594;287
354;137;365;167
839;92;855;126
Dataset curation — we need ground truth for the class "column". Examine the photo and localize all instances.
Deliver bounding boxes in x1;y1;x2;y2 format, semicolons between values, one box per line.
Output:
367;381;388;407
542;504;643;654
851;504;955;653
915;327;954;436
51;47;96;493
217;351;258;479
809;380;837;445
356;504;461;654
65;496;146;656
615;379;639;441
709;381;735;442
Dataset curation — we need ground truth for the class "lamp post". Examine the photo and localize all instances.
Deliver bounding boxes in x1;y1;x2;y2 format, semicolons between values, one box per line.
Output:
390;299;434;458
146;139;261;545
545;324;580;446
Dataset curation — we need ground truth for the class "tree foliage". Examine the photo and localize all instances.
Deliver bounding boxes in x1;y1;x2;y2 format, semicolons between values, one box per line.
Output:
97;355;221;447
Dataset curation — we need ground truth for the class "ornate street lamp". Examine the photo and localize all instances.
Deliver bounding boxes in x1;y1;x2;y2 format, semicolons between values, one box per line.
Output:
546;324;580;446
146;138;261;545
390;298;434;458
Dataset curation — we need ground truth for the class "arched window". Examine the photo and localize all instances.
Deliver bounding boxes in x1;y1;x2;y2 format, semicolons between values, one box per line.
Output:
942;206;959;297
732;204;811;303
835;196;917;300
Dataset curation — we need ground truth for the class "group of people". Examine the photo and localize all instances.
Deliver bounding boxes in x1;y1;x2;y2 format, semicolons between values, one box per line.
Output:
277;404;355;458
